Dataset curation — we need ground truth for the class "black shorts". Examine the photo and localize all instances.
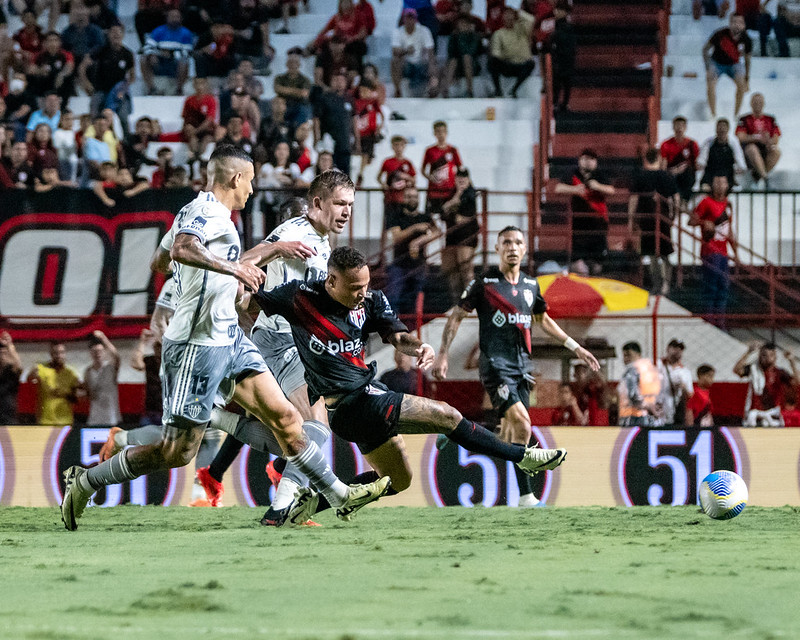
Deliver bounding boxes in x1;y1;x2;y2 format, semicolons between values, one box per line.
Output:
425;196;450;216
327;382;404;454
482;372;531;417
359;135;377;160
571;214;608;262
637;213;674;257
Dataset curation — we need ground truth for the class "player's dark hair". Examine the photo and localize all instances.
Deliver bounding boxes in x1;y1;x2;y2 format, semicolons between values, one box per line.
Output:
209;143;253;167
432;120;447;129
308;169;354;202
762;342;777;351
498;225;523;238
697;364;715;377
644;147;659;165
329;246;367;273
716;117;730;127
622;341;642;354
88;334;103;347
673;115;687;124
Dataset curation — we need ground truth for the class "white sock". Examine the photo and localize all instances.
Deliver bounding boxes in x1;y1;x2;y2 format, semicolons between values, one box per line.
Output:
114;429;128;447
209;407;241;436
518;493;540;508
272;477;300;510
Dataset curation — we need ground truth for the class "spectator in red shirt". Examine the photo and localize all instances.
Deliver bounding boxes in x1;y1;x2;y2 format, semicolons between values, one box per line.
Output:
554;148;616;275
735;92;781;187
689;174;738;325
12;10;44;69
310;0;370;68
782;396;800;427
486;0;507;32
660;116;700;209
572;363;609;426
353;78;383;188
735;0;774;57
378;134;417;221
551;383;586;426
421;120;462;216
686;364;715;427
27;122;58;181
703;13;752;118
150;146;175;188
182;77;217;157
734;342;800;425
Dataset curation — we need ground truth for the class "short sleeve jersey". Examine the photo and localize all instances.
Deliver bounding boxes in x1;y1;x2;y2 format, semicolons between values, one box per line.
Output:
380;156;416;204
182;94;217;128
155;276;179;312
735;114;781;138
160;191;241;346
254;280;408;401
459;267;548;377
422;144;462;199
253;216;331;334
709;28;752;65
694;196;732;257
660;136;700;170
568;168;609;220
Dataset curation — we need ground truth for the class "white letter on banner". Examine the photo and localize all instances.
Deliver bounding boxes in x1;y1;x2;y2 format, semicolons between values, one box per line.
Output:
112;227;162;316
0;229;104;319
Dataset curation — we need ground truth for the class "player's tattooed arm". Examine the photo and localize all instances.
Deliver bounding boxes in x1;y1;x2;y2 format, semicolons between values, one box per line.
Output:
171;233;265;291
389;332;435;370
432;306;468;380
241;240;316;266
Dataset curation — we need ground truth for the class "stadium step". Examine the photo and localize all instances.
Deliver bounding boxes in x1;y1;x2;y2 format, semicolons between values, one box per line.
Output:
555;111;649;135
571;68;655;89
551;133;648;159
575;45;658;69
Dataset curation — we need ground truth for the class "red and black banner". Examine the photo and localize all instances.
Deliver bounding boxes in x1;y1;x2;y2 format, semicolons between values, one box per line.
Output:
0;188;193;341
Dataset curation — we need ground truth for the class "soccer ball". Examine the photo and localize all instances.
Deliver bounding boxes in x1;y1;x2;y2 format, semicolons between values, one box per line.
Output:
698;470;748;520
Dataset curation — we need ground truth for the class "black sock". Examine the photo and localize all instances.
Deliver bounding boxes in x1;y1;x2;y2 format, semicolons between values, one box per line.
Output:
314;471;398;513
514;464;533;496
208;435;245;483
448;419;525;463
272;457;287;474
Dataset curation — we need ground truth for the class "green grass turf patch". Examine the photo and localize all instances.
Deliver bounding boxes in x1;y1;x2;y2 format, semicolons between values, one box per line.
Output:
1;505;798;639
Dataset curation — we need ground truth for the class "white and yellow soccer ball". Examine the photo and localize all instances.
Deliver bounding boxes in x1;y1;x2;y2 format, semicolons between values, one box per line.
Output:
699;470;748;520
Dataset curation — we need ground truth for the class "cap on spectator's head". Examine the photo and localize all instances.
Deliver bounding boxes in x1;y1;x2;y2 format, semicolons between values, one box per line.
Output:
456;167;470;178
667;339;685;350
287;46;304;56
580;147;598;159
157;146;172;156
402;8;418;19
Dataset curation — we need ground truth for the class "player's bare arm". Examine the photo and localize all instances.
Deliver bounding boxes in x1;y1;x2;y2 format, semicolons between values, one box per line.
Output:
241;240;317;267
171;233;265;291
149;245;172;275
538;312;601;372
432;306;469;380
389;332;435;370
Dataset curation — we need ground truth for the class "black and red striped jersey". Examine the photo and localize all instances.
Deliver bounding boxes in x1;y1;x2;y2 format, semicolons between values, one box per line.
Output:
253;280;408;401
459;267;548;376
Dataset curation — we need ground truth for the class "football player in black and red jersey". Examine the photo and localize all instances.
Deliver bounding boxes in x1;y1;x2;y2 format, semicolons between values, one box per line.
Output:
433;226;600;507
246;245;568;521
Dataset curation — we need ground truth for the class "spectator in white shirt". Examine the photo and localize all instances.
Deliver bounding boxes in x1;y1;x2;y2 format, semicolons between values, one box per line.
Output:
391;9;437;97
657;339;694;427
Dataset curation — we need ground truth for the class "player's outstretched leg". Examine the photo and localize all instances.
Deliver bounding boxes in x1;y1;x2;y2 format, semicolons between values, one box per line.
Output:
61;423;206;530
286;475;392;524
233;372;391;519
98;424;163;461
397;395;567;476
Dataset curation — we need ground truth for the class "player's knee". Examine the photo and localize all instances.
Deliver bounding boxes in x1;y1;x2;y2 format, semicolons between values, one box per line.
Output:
438;402;463;431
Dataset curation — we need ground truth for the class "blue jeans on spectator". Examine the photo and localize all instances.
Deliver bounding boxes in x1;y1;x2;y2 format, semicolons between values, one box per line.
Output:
385;261;426;327
702;252;730;323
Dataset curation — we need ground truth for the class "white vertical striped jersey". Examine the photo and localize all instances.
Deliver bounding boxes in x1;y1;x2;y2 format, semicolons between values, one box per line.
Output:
253;215;331;334
161;191;241;346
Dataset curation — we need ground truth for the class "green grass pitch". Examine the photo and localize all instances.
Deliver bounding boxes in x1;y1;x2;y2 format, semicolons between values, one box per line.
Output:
1;505;798;639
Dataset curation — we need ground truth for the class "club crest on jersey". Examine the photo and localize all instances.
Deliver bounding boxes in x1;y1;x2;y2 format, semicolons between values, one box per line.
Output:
185;403;202;419
349;307;366;328
524;289;534;306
